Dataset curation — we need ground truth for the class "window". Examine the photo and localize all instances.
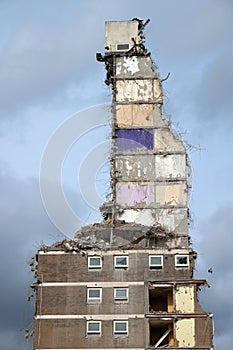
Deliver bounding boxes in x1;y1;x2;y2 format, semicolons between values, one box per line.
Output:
149;320;174;347
87;288;102;303
116;43;130;51
88;256;102;269
114;288;128;302
149;285;173;313
175;255;189;268
113;320;128;335
149;255;163;269
114;256;128;268
87;321;101;335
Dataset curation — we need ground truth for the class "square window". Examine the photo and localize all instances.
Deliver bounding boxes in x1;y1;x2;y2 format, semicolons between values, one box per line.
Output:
113;320;128;335
114;288;128;301
114;256;128;268
87;321;101;335
149;255;163;269
175;255;189;267
88;256;102;270
87;288;102;303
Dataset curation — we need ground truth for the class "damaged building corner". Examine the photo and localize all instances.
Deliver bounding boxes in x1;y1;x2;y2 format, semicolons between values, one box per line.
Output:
31;19;214;349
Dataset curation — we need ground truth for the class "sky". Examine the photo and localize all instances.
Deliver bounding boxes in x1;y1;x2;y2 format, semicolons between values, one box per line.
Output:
0;0;233;349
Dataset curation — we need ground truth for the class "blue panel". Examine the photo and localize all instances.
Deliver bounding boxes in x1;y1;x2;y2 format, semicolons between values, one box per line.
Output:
116;129;153;152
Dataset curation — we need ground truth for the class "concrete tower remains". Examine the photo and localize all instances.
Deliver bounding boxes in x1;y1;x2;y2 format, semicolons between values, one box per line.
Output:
32;19;214;349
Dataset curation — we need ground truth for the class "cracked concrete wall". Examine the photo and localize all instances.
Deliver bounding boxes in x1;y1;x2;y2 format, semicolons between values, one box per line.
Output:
155;154;186;180
116;79;162;103
116;56;155;78
117;208;188;236
115;155;155;181
112;53;189;235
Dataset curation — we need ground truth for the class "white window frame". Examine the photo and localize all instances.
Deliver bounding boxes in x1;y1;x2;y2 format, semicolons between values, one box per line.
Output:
114;287;128;302
87;288;102;303
86;321;101;335
113;320;128;335
114;256;128;268
175;255;189;268
149;255;163;269
88;256;102;270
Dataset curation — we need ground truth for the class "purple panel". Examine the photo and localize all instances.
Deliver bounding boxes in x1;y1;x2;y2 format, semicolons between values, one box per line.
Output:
116;129;153;152
116;183;154;206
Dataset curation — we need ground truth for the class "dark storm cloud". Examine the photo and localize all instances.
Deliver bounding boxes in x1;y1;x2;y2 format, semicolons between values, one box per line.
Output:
1;0;232;121
194;49;233;126
0;1;104;117
0;172;61;349
196;203;233;350
0;159;91;348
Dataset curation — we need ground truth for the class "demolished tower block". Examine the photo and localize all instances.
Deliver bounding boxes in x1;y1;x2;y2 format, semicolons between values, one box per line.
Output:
33;19;214;349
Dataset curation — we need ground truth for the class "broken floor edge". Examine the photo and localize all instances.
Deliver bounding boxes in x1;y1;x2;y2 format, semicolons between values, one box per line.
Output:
36;221;193;253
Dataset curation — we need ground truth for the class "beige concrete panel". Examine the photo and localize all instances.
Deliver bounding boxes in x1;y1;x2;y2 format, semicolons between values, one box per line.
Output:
155;208;188;234
133;104;153;126
116;104;132;126
105;21;139;52
116;104;153;127
155;183;187;207
154;106;170;128
153;79;163;103
115;155;154;180
175;286;194;313
154;128;185;152
116;80;153;102
176;319;195;347
155;154;186;179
